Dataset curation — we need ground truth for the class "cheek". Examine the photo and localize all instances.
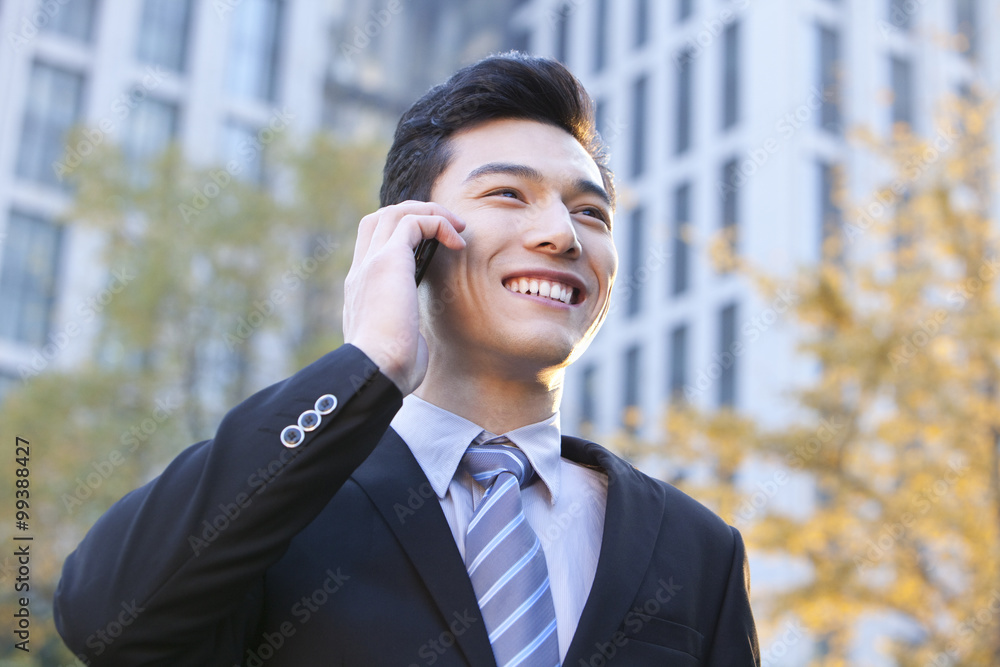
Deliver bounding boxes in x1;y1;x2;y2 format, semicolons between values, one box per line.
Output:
606;251;619;283
591;242;618;290
425;239;467;280
426;245;485;311
450;224;506;281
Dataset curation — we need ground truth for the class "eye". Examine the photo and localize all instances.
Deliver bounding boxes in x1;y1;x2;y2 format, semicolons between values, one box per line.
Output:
487;188;523;200
575;205;611;227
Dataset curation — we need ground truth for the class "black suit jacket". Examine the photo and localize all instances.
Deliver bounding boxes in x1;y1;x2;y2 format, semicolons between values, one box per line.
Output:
55;345;759;666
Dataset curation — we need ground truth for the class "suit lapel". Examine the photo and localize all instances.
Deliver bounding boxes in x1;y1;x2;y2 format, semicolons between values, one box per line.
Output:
351;430;664;667
561;437;666;666
351;428;496;667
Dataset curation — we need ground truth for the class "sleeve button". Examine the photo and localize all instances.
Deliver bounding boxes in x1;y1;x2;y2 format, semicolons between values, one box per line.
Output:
298;409;321;432
280;424;305;448
315;394;338;415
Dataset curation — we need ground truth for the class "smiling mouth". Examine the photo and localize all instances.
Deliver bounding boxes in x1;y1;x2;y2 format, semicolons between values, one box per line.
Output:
502;277;580;305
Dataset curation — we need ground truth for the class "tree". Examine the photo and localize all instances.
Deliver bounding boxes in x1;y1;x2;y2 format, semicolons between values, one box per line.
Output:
0;133;383;664
656;94;999;665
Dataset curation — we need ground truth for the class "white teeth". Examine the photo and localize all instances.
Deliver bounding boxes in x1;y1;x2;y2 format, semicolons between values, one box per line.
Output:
504;277;576;304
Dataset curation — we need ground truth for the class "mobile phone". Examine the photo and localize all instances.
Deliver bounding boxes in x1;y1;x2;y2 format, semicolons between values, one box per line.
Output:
414;238;439;285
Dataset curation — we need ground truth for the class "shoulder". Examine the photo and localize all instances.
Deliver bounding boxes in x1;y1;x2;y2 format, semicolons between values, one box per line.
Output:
653;473;739;547
562;435;738;547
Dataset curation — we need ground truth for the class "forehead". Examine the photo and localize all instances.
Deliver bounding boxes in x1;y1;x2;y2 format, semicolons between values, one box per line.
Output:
440;118;605;188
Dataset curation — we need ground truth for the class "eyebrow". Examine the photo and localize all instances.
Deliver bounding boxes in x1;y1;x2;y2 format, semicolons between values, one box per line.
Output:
463;161;612;208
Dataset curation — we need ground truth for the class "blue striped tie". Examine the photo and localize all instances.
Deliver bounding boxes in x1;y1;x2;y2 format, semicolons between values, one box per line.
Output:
461;436;560;667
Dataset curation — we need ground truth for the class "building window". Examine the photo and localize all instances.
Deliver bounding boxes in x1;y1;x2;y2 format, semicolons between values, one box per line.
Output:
718;302;738;407
553;2;571;64
16;62;85;188
892;190;915;256
721;21;740;130
669;323;688;401
635;0;649;47
594;0;609;73
627;207;645;317
508;28;531;56
595;98;625;148
0;212;62;347
955;0;977;58
41;0;98;43
672;182;691;295
675;48;694;154
595;98;607;140
720;158;740;255
818;25;841;134
226;0;283;102
623;345;642;432
888;0;914;31
631;74;648;178
819;161;841;246
890;56;914;128
124;98;179;170
957;81;975;104
222;119;267;185
137;0;193;72
678;0;694;23
580;364;597;433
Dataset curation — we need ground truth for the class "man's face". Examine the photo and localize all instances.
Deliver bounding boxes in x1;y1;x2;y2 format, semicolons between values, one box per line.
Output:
421;118;618;376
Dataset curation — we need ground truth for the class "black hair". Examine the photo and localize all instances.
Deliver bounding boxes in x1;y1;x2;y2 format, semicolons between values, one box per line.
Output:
379;51;614;209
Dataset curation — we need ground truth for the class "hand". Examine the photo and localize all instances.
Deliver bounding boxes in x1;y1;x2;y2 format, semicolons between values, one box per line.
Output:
343;201;466;395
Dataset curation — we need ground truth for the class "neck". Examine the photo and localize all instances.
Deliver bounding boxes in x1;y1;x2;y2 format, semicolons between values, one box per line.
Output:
415;357;565;435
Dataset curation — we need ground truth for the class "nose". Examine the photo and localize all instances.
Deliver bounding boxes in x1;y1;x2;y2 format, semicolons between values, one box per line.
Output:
523;200;582;258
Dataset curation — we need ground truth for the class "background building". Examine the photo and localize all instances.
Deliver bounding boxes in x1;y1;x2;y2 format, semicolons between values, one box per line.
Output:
0;0;337;397
507;0;1000;442
0;0;520;401
323;0;523;136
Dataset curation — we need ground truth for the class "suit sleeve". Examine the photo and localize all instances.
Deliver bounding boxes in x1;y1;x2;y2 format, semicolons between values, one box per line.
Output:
705;527;760;666
53;344;403;666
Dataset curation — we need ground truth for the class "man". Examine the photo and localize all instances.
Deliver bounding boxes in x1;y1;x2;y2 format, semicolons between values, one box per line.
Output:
55;53;759;666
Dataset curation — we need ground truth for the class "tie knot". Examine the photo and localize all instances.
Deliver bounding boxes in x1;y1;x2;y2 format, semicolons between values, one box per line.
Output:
460;436;536;489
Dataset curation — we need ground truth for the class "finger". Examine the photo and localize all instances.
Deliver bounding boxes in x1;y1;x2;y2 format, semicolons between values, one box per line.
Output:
353;204;433;267
397;200;467;231
353;202;467;267
368;207;404;250
391;214;467;253
379;201;466;243
426;214;468;250
351;211;381;267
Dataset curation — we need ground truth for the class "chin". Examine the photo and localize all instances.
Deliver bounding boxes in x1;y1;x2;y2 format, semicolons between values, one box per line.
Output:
496;330;581;370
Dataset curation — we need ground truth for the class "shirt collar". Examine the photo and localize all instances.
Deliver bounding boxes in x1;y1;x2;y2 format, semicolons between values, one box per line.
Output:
390;394;563;503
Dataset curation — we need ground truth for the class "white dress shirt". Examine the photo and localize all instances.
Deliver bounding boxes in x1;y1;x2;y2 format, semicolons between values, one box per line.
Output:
390;394;608;661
